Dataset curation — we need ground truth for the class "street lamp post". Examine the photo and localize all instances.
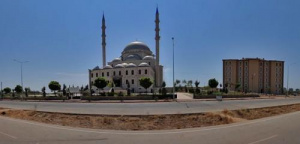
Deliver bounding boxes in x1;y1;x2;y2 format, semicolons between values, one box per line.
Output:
287;63;296;96
172;37;175;100
0;82;2;100
13;59;29;100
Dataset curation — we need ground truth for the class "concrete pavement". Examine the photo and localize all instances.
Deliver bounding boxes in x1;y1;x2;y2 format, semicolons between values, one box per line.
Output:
1;97;300;115
1;111;300;144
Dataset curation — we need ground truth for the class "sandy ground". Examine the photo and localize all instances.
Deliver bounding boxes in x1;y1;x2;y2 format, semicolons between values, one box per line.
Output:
1;103;300;131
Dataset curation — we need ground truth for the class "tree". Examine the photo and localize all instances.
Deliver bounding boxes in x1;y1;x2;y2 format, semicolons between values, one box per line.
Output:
208;78;219;89
195;80;200;94
289;88;294;94
24;87;30;97
62;84;67;96
3;87;11;94
235;83;241;92
84;85;89;91
187;80;193;87
41;86;46;97
161;81;167;96
94;77;108;92
296;89;300;94
15;85;23;93
139;77;153;93
175;79;181;86
182;80;187;92
48;81;61;96
194;80;200;88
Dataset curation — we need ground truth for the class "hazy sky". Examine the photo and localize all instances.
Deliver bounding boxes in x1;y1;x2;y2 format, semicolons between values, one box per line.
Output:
0;0;299;91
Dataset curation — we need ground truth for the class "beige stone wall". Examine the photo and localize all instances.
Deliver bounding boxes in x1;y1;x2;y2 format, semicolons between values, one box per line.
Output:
90;67;155;92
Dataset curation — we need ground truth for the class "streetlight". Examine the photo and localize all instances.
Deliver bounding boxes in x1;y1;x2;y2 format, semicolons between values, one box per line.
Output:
172;37;175;100
287;63;296;96
13;59;29;99
0;82;2;100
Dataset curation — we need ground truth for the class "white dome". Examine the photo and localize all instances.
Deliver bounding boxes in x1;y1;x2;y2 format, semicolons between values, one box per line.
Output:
125;54;142;61
93;66;100;70
127;63;137;68
122;63;128;67
103;65;113;69
123;41;151;53
138;62;150;67
115;64;124;68
112;57;122;62
143;55;154;60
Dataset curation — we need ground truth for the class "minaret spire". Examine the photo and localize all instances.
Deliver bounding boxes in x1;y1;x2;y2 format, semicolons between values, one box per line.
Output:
155;6;160;66
102;13;106;68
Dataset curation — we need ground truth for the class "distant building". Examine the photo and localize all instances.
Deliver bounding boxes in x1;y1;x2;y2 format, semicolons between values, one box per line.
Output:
223;58;284;94
88;8;163;93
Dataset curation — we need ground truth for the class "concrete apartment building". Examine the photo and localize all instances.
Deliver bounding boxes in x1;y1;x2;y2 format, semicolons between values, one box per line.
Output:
223;58;284;94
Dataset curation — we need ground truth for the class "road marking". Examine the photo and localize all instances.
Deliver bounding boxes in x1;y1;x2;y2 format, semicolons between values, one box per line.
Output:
1;111;300;136
0;131;17;139
248;135;278;144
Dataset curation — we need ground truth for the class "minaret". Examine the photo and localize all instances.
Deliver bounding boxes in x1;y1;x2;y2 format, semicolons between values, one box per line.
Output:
155;7;160;66
102;13;106;67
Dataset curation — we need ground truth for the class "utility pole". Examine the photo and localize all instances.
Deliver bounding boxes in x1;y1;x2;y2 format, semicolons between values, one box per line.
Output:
172;37;175;100
287;63;296;96
0;82;2;100
13;59;29;100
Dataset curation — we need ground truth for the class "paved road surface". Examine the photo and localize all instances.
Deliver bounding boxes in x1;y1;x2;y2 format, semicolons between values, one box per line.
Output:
1;111;300;144
1;97;300;115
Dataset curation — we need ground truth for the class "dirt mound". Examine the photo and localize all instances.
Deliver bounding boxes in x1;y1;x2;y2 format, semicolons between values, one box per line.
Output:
1;103;300;130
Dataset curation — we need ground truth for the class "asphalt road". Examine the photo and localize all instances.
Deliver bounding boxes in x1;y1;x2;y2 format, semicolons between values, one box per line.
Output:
1;97;300;115
1;111;300;144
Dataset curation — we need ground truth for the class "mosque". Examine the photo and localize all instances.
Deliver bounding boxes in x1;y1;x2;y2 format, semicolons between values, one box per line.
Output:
88;8;163;93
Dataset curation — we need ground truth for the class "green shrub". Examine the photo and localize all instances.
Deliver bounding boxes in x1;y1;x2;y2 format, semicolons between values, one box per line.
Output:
119;92;124;96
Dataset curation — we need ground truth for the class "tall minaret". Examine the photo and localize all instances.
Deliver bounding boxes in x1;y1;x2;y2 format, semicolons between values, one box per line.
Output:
102;13;106;67
155;7;160;66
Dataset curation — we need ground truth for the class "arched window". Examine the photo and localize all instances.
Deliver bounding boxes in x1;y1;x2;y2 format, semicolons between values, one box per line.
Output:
145;69;148;74
131;70;134;75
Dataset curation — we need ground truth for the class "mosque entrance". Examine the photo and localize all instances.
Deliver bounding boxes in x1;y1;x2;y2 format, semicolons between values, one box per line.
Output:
113;77;122;87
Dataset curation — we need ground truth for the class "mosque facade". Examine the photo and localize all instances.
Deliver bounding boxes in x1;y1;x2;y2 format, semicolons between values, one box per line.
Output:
89;8;163;93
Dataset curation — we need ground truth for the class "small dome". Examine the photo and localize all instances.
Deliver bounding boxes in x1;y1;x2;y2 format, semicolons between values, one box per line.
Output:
103;65;113;69
143;55;154;60
112;57;122;62
127;63;137;68
122;63;128;67
125;54;142;61
123;41;151;53
93;66;100;70
138;62;150;67
115;64;124;68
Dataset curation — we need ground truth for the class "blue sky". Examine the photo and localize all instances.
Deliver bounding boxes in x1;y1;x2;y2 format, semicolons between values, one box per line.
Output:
0;0;299;91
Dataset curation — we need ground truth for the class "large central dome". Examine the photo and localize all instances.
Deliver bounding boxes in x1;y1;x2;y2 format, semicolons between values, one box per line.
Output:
123;41;151;53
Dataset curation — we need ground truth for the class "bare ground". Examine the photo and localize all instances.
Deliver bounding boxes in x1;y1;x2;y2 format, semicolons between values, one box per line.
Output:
1;103;300;130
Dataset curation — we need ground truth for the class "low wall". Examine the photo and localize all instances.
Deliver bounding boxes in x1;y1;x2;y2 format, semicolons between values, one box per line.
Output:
3;96;68;101
81;94;177;101
193;95;259;99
